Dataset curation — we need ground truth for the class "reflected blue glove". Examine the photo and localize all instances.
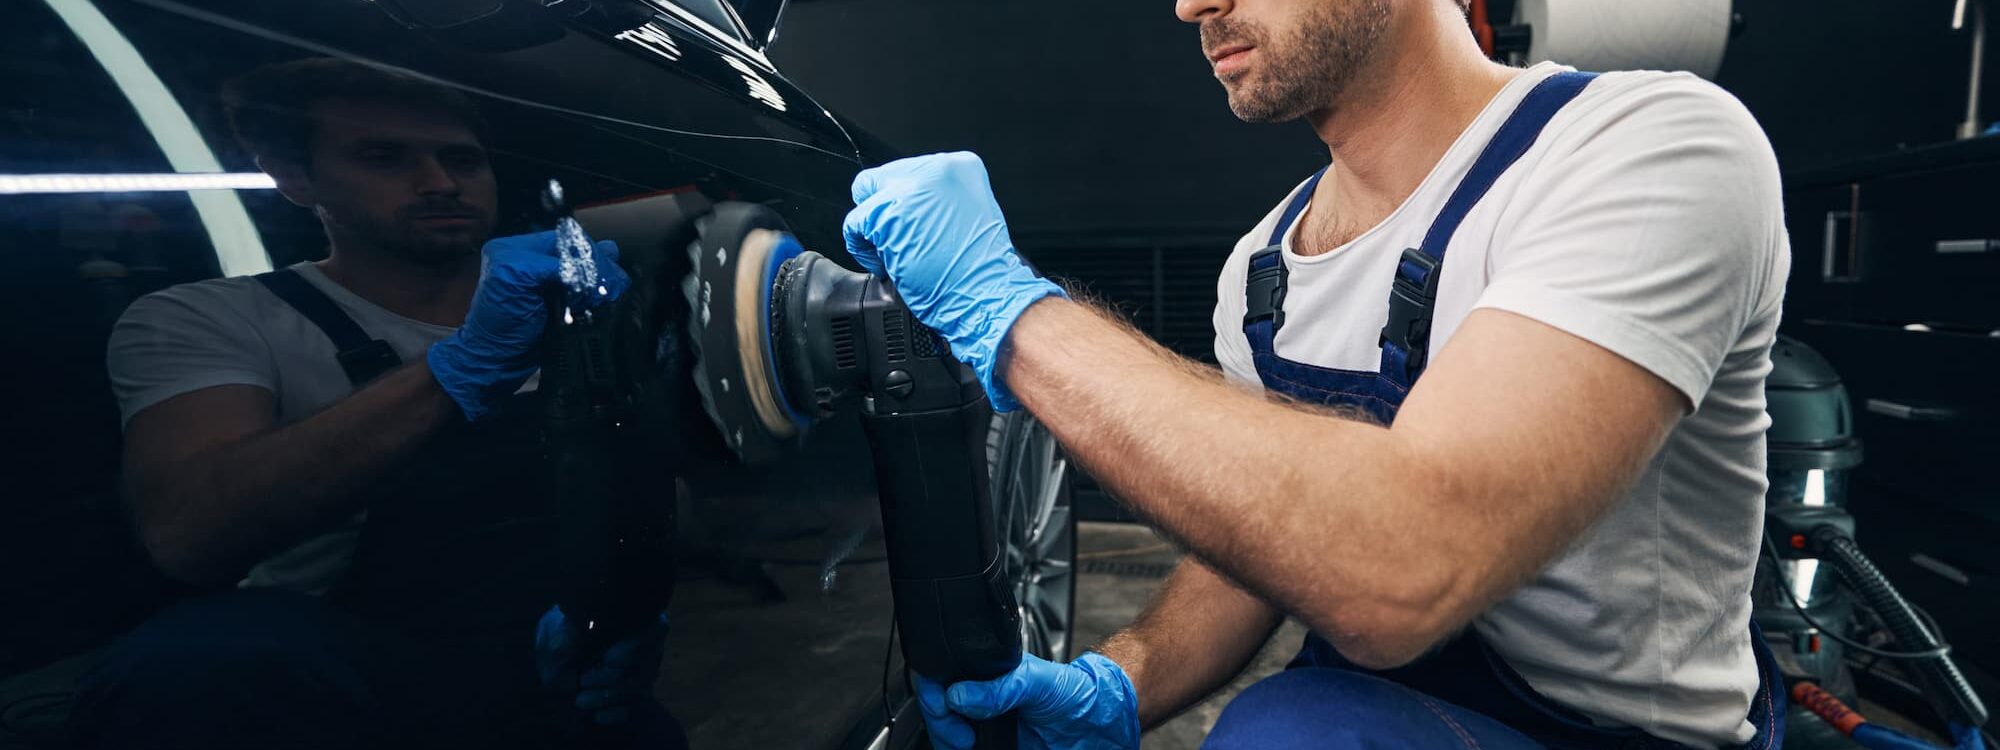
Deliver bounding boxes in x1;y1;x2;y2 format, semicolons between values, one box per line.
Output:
842;152;1066;412
534;605;670;727
915;652;1140;750
428;230;627;421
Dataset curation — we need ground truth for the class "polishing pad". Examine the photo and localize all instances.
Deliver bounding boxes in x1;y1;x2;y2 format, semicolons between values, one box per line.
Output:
683;202;807;464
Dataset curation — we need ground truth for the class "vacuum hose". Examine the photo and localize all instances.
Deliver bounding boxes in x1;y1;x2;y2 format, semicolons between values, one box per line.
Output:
1814;526;1988;728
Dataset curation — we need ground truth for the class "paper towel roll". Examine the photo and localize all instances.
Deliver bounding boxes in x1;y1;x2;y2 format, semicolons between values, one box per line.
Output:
1517;0;1733;80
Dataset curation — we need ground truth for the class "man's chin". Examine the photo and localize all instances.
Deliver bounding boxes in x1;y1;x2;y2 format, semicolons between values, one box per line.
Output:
1227;94;1297;124
399;233;485;266
1222;76;1301;123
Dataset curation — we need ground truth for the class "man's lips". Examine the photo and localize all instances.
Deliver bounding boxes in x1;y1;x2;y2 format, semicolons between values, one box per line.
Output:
1208;45;1254;74
410;213;481;227
1206;43;1252;63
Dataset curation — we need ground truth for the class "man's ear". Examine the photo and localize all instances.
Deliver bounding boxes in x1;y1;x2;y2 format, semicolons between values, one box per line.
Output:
257;156;316;208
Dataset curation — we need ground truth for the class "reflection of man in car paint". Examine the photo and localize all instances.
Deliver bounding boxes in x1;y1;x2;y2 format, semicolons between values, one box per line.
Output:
111;59;497;593
78;59;678;749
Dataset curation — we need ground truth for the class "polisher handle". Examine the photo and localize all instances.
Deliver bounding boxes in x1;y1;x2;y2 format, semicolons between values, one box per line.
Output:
863;400;1025;750
973;719;1019;750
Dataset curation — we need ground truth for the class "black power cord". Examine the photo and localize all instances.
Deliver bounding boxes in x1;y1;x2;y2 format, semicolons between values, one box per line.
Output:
1760;530;1953;660
881;608;899;729
1815;530;1987;727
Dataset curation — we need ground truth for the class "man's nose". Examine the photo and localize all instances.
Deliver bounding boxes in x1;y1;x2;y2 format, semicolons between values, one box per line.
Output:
1176;0;1231;24
412;156;461;195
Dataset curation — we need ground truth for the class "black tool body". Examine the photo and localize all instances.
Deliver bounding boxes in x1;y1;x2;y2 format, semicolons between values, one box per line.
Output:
767;242;1025;749
587;197;1026;749
540;183;688;745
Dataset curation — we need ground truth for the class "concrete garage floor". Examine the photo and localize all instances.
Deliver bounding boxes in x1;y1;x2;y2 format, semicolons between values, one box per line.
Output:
1072;522;1307;749
656;518;1303;750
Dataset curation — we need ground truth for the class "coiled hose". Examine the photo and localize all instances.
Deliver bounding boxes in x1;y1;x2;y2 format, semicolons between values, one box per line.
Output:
1816;527;1989;728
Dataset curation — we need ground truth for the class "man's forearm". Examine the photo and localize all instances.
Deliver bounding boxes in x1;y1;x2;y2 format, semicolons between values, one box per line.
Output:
1097;559;1282;728
137;361;458;582
1005;298;1461;667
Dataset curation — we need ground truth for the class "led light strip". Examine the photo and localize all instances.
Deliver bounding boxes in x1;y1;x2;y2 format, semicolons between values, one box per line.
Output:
43;0;273;276
0;172;277;195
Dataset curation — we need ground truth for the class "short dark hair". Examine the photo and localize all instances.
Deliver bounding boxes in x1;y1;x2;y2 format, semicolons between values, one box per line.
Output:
222;58;488;168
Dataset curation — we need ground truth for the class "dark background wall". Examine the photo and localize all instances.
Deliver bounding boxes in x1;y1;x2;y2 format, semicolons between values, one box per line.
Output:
767;0;1994;355
773;0;1324;237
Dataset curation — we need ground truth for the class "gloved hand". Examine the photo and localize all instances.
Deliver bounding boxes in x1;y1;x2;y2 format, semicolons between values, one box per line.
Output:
428;230;628;421
915;652;1141;750
842;152;1066;412
534;605;670;727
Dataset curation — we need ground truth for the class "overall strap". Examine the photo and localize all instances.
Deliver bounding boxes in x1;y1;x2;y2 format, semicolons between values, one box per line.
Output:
1244;167;1327;335
1378;70;1596;386
254;268;403;386
1269;167;1327;247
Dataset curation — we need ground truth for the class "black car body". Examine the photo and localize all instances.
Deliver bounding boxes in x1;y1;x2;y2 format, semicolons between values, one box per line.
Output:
0;2;1073;748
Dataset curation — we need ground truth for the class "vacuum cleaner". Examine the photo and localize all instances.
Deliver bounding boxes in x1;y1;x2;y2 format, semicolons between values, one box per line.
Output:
1756;336;1988;750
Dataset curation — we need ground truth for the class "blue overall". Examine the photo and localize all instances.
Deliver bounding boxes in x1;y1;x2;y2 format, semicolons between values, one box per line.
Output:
1202;72;1785;750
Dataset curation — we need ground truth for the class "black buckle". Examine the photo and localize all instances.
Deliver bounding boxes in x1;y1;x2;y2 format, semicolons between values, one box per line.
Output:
1242;246;1289;331
1380;247;1440;379
336;339;402;386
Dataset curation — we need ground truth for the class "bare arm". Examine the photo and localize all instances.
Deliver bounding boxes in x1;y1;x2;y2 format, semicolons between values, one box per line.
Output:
123;360;457;585
1096;558;1282;728
1006;300;1682;669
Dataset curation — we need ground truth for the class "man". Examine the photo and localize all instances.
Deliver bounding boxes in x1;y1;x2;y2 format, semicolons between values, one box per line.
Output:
846;0;1789;748
75;58;670;748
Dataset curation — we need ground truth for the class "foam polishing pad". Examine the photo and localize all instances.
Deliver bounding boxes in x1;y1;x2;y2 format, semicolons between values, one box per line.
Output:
682;202;807;464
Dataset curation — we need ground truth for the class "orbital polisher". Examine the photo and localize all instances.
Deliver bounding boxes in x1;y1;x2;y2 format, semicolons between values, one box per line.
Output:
574;194;1026;748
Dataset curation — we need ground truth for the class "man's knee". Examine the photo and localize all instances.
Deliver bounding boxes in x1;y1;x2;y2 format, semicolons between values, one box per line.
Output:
72;589;390;748
1203;668;1541;750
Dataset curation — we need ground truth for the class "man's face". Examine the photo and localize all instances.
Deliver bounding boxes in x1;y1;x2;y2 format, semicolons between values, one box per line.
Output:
292;98;498;265
1183;0;1392;123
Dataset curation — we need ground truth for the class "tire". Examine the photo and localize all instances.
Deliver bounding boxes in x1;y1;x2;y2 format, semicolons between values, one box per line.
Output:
987;410;1078;662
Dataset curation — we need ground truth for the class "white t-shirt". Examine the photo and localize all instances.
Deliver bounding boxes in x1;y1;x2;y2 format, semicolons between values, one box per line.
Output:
107;262;457;593
1212;63;1789;748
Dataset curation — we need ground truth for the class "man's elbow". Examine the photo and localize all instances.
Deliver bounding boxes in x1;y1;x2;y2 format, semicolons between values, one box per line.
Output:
1334;627;1449;670
1316;605;1456;670
1307;571;1472;670
130;490;246;587
139;524;242;587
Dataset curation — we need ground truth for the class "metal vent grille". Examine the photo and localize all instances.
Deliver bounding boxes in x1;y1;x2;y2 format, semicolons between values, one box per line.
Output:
583;337;611;380
882;308;908;362
912;325;941;359
831;315;858;369
1021;240;1233;361
1016;233;1238;525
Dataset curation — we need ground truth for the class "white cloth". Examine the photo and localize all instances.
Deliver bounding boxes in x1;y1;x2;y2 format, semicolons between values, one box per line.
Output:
1211;63;1789;748
107;262;456;593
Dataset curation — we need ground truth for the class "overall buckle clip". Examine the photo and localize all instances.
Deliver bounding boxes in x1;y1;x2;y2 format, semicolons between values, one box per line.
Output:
1380;247;1440;379
1243;246;1289;331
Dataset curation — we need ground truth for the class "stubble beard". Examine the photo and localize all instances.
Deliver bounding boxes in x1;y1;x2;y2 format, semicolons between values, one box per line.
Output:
1208;0;1392;124
324;205;492;270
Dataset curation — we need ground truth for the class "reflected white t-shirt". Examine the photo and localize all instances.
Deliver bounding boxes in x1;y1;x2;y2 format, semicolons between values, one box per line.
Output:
1212;63;1789;747
107;262;456;594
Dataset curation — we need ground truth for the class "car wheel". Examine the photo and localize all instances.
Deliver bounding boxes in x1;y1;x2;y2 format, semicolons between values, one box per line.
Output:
988;410;1077;662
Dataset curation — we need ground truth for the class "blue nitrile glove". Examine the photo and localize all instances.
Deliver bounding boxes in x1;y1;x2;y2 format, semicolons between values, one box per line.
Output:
842;152;1066;412
428;230;627;421
534;605;670;727
914;652;1140;750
